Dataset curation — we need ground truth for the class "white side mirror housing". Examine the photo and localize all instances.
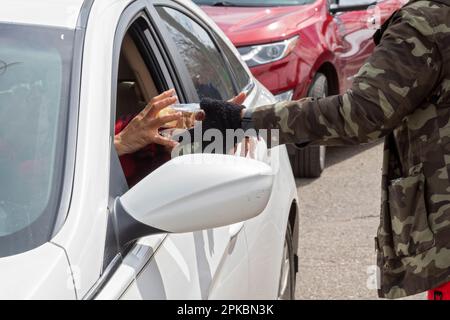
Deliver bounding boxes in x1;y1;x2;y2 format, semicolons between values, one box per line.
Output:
114;154;273;246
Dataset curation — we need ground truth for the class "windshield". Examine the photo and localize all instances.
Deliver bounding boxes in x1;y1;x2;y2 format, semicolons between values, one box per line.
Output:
0;23;74;257
194;0;316;6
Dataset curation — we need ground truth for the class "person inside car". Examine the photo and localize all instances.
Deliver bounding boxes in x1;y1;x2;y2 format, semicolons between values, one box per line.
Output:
114;88;246;186
114;89;181;186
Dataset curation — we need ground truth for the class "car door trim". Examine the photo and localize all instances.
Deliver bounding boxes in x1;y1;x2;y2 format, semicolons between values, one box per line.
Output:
97;0;182;297
51;0;94;237
83;253;122;300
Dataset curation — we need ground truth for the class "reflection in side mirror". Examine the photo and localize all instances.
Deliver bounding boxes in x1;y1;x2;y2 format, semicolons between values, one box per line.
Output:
113;154;274;247
330;2;377;14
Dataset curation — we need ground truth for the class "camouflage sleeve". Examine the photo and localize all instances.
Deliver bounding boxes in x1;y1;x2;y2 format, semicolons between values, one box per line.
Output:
251;7;442;146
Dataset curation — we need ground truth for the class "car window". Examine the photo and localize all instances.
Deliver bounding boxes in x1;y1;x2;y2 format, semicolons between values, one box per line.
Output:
215;36;251;92
156;6;236;101
113;17;174;188
0;23;74;257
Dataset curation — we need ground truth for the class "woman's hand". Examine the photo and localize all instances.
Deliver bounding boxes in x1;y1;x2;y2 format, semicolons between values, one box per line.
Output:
229;92;246;110
115;89;182;156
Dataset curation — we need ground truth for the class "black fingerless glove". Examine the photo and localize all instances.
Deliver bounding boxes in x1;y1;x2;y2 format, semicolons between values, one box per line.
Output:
200;98;245;133
181;98;245;154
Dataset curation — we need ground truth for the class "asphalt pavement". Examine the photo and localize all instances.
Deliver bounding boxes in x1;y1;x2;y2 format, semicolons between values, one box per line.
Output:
294;142;426;300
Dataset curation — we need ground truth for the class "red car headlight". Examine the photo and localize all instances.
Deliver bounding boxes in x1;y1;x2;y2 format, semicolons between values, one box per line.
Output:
238;35;299;67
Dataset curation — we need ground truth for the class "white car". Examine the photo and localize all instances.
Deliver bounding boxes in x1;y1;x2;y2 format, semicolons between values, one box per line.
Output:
0;0;299;300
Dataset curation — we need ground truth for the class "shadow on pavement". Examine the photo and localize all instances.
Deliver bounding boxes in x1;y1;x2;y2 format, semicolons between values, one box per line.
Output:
325;141;383;168
295;140;383;187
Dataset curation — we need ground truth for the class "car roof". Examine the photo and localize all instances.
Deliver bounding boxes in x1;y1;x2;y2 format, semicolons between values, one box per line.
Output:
0;0;166;29
0;0;209;29
0;0;89;28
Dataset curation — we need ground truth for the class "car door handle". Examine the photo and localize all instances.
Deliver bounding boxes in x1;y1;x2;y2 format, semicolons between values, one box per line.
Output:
228;222;245;253
229;222;244;241
367;15;377;26
334;45;345;53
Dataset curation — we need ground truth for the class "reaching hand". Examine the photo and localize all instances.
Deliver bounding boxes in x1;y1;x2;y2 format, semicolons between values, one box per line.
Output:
181;93;247;154
229;91;246;106
200;91;248;134
114;89;182;156
199;97;245;133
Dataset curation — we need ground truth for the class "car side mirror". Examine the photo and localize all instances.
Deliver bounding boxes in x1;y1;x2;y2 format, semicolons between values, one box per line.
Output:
330;2;377;14
113;153;274;247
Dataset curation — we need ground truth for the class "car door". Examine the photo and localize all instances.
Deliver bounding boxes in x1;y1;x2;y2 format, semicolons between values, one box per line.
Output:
333;0;380;89
143;2;254;300
98;1;251;300
180;1;295;299
377;0;405;23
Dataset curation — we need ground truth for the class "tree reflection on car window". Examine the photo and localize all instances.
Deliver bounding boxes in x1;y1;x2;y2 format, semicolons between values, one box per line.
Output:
156;6;236;102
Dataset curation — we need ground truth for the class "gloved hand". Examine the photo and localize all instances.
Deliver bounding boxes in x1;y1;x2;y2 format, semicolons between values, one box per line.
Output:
199;97;245;134
177;97;246;154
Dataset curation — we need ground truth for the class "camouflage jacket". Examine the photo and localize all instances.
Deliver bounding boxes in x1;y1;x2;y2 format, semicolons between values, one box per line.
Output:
250;0;450;298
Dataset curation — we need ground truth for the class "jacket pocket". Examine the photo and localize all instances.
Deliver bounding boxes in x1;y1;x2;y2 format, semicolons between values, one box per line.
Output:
388;165;435;257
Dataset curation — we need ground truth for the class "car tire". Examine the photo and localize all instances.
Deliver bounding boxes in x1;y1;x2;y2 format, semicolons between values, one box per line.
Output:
290;73;328;178
278;223;296;300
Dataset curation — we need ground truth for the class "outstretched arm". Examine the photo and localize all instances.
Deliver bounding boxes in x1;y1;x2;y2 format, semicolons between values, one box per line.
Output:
250;8;441;146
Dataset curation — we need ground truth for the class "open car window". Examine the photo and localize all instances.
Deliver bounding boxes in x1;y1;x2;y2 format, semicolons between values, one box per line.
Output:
113;16;179;188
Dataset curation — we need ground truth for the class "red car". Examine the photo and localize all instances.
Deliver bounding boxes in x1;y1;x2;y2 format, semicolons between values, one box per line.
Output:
195;0;406;177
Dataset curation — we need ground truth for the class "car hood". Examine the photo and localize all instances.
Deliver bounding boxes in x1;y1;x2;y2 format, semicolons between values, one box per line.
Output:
200;3;319;47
